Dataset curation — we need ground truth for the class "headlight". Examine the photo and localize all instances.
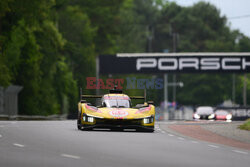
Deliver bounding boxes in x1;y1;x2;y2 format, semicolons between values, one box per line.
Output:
88;117;94;122
83;115;95;123
194;114;200;119
208;114;215;119
226;114;232;120
143;116;154;124
143;118;150;124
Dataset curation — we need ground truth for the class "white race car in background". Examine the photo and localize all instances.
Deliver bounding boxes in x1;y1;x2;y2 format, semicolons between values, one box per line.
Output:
193;106;215;120
215;110;233;120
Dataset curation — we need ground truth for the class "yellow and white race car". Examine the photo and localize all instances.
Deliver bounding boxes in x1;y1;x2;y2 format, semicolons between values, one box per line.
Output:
77;89;155;132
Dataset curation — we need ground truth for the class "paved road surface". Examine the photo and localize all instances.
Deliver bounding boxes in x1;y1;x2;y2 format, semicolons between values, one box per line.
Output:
0;121;249;167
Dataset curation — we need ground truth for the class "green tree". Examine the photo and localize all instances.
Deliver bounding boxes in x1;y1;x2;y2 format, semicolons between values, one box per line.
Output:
0;0;78;115
150;1;250;105
116;0;160;53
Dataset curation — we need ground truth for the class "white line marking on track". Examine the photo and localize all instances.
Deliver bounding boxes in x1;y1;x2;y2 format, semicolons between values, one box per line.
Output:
0;134;2;138
178;137;185;140
161;131;166;134
191;141;198;144
13;143;25;148
168;134;174;137
208;144;219;148
158;121;177;125
232;150;248;155
61;154;80;159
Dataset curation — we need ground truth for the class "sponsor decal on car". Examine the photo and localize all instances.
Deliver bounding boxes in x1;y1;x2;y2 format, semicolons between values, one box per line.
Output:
135;106;151;114
85;104;102;113
104;96;129;100
109;110;129;118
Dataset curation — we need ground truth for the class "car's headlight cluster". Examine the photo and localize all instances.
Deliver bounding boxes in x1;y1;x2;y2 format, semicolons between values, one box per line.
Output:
143;116;154;124
194;114;200;119
83;115;94;123
226;114;232;120
208;113;215;119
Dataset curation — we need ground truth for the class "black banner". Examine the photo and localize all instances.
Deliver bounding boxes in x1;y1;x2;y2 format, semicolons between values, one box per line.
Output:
99;54;250;74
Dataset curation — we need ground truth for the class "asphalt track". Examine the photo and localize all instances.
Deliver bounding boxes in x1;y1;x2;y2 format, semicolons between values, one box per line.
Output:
0;120;249;167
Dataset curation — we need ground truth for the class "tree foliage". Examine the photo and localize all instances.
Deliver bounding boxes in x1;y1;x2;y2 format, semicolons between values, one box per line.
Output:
1;0;250;115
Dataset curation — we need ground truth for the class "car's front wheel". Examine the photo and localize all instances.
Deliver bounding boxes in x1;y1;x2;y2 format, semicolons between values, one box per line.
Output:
139;126;154;133
77;124;82;130
77;112;82;130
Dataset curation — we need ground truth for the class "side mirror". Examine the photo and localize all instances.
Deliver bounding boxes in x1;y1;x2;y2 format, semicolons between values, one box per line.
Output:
147;101;154;105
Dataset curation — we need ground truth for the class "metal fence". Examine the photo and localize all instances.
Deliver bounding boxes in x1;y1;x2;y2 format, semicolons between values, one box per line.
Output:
0;87;3;115
0;85;22;117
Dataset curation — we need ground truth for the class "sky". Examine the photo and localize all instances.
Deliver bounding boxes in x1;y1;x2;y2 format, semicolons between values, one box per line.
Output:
168;0;250;37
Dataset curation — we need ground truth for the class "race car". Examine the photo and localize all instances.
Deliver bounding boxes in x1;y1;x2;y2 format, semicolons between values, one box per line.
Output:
193;106;215;120
77;89;155;132
215;110;233;120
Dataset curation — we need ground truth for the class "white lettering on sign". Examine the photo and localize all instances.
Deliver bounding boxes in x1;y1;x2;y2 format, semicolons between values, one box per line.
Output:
222;58;241;70
136;58;157;70
200;58;220;70
158;58;178;70
136;57;250;71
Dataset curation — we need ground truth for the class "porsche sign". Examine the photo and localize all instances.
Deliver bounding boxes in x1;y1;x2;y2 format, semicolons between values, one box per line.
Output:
99;53;250;74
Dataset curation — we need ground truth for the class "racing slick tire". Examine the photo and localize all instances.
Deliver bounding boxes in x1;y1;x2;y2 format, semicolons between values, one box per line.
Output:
77;116;93;131
77;124;82;130
81;126;93;131
77;113;82;130
77;122;92;131
77;120;82;130
138;127;154;133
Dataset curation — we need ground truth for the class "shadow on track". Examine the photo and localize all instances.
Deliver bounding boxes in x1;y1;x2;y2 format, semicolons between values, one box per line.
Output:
76;128;154;133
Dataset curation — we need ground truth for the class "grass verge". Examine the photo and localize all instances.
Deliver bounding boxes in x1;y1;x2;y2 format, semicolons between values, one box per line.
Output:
239;118;250;131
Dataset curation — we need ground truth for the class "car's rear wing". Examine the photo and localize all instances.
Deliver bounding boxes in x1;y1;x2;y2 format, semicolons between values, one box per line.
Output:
81;95;103;99
80;88;146;102
81;95;145;100
129;96;145;100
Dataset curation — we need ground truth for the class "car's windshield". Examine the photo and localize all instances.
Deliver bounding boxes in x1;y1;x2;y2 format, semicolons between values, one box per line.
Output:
215;110;229;115
104;99;130;108
196;107;214;115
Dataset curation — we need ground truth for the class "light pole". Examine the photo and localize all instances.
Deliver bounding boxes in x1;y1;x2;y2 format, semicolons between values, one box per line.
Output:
164;74;168;112
232;73;235;106
164;81;184;120
243;74;247;106
172;32;178;103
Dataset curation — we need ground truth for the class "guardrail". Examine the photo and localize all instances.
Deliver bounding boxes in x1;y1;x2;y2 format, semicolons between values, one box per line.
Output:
0;114;67;120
